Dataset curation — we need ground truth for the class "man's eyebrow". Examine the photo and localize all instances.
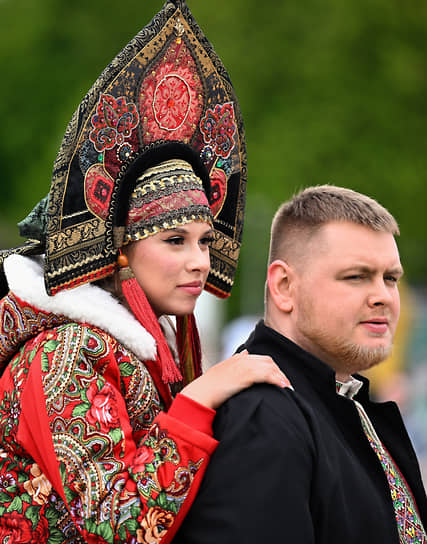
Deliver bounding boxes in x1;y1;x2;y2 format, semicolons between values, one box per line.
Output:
340;265;404;276
386;266;404;277
341;265;375;274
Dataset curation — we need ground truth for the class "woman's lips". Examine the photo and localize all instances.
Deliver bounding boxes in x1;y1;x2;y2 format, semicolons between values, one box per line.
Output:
178;282;203;296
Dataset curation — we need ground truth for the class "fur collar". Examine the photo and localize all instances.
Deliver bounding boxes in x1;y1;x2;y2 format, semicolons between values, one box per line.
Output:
3;254;157;361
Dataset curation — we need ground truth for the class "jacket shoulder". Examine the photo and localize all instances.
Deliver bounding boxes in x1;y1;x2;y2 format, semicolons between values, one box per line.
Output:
214;383;316;450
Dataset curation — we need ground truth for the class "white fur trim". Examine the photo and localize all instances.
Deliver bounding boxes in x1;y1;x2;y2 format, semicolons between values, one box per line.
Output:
3;254;157;361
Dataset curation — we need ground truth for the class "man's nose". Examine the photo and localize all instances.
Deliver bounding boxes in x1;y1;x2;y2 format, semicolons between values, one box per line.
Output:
367;278;394;307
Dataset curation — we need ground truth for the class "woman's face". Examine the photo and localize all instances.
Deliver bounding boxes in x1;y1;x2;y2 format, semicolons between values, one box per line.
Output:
124;221;213;317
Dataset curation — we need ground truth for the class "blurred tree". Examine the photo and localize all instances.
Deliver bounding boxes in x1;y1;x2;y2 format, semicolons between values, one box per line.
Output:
0;0;426;319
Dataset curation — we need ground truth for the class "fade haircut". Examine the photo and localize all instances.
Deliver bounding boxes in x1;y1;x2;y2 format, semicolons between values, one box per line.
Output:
268;185;399;265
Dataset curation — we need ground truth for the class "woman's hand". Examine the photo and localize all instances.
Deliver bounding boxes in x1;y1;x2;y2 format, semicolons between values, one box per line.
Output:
180;350;292;410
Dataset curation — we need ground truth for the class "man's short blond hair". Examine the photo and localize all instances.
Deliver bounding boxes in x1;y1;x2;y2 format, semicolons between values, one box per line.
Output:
268;185;399;265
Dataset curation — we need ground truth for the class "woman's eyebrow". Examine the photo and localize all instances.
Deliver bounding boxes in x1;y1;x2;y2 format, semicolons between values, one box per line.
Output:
167;226;214;235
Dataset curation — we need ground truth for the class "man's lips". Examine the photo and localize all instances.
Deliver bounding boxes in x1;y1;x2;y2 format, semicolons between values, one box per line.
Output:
360;317;389;334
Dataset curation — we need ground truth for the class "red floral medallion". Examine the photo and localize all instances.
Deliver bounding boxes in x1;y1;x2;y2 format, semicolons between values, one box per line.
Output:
89;94;139;153
139;40;203;144
153;74;192;131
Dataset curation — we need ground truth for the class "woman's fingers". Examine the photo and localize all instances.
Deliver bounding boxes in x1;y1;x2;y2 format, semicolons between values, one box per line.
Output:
180;351;293;410
231;352;293;390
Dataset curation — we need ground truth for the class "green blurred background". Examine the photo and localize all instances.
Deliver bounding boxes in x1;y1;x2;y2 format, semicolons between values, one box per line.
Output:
1;0;426;318
0;0;427;476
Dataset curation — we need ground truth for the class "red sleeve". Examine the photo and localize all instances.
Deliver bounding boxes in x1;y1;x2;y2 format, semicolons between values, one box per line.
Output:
168;392;217;436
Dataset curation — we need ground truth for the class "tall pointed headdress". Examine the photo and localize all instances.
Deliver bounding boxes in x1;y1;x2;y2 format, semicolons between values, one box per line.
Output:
0;0;247;299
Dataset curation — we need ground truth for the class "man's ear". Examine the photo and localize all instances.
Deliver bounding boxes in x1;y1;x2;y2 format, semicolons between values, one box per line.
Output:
267;259;294;313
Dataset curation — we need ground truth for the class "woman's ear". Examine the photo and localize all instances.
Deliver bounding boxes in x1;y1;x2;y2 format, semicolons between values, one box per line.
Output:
266;259;294;313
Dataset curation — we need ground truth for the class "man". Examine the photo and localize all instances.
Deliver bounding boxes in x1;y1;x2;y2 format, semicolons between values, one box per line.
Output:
174;185;427;543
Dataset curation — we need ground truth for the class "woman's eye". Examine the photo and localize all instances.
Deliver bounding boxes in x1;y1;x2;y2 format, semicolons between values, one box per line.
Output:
166;237;184;245
200;236;214;246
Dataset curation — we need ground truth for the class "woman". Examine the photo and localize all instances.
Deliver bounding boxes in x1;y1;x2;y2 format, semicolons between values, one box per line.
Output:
0;2;289;543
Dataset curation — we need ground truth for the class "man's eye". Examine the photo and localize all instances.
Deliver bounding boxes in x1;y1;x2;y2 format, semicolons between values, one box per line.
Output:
385;275;398;283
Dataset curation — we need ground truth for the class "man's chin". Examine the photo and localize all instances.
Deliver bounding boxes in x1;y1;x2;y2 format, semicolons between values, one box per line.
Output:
352;344;393;371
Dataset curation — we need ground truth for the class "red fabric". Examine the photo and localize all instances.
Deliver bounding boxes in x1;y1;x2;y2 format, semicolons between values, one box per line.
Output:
17;361;67;506
155;410;218;544
168;393;216;437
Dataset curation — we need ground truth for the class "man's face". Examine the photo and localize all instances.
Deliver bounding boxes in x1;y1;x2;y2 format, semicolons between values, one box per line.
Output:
287;221;403;380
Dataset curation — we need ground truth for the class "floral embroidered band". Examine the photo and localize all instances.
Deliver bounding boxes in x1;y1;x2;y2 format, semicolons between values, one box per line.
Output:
124;159;213;244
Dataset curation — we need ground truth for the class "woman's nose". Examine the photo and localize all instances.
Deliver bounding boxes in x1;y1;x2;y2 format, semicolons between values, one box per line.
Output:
188;244;210;272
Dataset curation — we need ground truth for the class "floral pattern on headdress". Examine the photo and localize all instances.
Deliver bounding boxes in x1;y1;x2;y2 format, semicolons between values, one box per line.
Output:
13;1;248;299
89;94;140;153
200;102;236;159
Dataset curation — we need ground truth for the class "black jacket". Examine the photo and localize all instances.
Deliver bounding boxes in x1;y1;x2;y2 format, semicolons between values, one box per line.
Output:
175;320;427;543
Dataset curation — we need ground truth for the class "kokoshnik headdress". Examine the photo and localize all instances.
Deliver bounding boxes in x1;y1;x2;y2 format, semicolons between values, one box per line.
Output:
0;0;247;396
0;0;246;301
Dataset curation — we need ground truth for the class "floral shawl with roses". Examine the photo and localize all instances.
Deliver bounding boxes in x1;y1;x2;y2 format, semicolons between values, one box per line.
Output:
0;255;217;544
